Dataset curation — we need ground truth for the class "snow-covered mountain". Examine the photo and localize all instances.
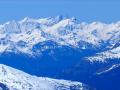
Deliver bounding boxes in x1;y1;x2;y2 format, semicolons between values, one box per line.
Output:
87;46;120;62
0;64;91;90
0;16;119;60
0;16;120;90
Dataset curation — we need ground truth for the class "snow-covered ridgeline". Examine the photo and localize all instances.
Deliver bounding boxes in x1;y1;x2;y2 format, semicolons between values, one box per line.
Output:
87;47;120;62
95;64;120;75
0;64;88;90
0;16;119;59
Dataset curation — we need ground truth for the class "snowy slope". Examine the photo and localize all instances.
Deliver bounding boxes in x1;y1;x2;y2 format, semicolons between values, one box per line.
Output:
0;64;89;90
0;17;119;56
87;46;120;62
0;16;119;65
0;17;119;90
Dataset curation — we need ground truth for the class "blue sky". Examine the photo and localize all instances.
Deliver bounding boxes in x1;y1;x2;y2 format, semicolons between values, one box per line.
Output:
0;0;120;23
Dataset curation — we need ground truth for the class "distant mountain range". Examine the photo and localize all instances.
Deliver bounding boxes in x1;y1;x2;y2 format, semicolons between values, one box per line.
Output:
0;16;119;90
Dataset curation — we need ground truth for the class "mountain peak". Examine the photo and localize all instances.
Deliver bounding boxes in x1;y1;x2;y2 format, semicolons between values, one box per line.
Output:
20;17;35;23
0;17;119;59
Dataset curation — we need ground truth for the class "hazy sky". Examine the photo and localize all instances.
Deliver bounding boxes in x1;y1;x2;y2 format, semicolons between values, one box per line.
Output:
0;0;120;23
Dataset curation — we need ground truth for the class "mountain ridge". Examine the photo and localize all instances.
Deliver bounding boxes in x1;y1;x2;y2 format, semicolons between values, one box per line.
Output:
0;16;119;62
0;64;91;90
0;17;120;90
